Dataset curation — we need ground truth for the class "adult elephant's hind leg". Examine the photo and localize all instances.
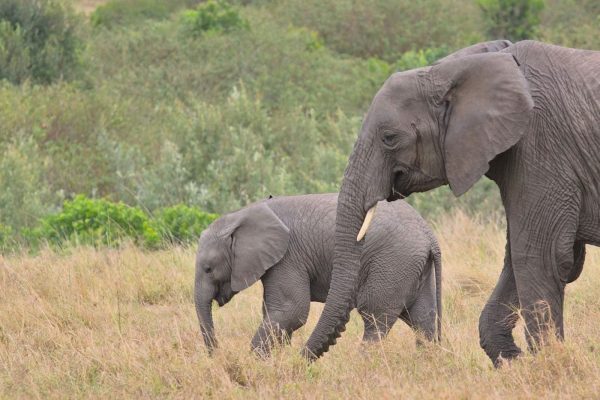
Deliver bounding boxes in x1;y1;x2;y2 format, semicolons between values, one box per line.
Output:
479;239;522;367
509;195;579;357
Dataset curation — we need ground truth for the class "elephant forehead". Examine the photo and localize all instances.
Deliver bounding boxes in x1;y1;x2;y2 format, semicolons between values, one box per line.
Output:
369;83;423;125
198;235;226;259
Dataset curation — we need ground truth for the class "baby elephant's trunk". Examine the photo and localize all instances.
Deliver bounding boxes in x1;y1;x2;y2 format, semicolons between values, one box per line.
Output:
195;277;218;354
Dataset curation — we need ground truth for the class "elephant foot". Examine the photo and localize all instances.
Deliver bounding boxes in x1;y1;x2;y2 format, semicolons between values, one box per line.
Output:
252;345;272;359
496;348;523;368
493;348;523;368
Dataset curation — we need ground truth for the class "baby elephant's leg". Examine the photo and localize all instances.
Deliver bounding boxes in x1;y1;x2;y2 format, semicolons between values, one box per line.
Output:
251;310;290;358
251;269;310;357
360;311;398;342
402;266;438;343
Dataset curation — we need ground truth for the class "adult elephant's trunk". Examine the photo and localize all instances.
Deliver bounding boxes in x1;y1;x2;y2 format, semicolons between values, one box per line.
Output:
304;139;377;359
195;277;218;354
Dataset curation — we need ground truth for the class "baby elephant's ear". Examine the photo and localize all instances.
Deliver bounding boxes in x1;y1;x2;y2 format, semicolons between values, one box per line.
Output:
225;203;290;292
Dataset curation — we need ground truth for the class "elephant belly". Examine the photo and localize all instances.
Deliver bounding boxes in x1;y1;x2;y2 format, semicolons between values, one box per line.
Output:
577;223;600;246
577;197;600;246
310;279;331;303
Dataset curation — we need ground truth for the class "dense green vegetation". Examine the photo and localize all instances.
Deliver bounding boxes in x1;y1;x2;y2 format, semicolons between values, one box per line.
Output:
2;195;217;250
478;0;545;41
0;0;82;84
0;0;598;250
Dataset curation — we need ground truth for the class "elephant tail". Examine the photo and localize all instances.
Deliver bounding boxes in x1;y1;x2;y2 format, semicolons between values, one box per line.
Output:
431;243;442;342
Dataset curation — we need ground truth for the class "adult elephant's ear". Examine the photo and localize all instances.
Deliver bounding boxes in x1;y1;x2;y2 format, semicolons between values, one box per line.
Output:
432;52;534;196
432;40;512;65
220;203;290;292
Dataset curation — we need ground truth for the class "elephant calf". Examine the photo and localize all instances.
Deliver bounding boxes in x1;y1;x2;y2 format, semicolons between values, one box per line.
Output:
194;193;441;356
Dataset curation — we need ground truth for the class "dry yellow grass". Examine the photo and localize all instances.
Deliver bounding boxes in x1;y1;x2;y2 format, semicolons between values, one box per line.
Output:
1;212;599;398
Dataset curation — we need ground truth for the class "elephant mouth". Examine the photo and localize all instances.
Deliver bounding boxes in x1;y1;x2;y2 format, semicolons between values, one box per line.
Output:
388;168;445;201
215;283;236;307
215;297;226;307
388;170;410;201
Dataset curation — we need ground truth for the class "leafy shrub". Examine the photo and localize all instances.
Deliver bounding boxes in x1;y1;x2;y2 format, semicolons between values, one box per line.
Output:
133;141;201;211
0;137;52;232
91;0;196;28
181;0;248;37
0;0;82;84
178;85;359;212
0;224;13;251
31;195;160;248
537;0;600;49
87;11;382;115
478;0;545;41
153;205;218;245
19;195;219;249
271;0;483;61
394;47;450;71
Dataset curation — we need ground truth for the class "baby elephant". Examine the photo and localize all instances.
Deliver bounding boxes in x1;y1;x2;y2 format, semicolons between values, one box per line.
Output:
194;193;441;356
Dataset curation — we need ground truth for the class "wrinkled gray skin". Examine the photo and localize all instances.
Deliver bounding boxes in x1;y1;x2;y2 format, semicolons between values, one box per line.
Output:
195;193;441;357
304;40;600;367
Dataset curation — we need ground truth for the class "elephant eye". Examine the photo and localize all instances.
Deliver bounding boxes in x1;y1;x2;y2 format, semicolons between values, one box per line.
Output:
204;265;212;273
382;131;400;147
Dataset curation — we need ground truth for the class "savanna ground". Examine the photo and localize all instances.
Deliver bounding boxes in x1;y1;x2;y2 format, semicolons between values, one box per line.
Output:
2;212;599;399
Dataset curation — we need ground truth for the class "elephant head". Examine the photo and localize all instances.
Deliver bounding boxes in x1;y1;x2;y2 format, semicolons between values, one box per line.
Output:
195;202;290;354
304;50;534;359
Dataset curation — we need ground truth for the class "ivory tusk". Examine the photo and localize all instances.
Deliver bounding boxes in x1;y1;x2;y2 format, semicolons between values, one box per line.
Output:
356;205;377;241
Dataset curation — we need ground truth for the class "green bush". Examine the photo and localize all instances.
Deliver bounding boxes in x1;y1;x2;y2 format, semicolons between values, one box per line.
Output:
91;0;197;28
537;0;600;49
478;0;545;41
0;223;13;251
270;0;482;61
31;195;160;248
177;85;359;212
181;0;248;37
0;0;82;84
153;205;218;245
0;136;53;232
19;195;219;249
87;11;381;115
394;47;450;71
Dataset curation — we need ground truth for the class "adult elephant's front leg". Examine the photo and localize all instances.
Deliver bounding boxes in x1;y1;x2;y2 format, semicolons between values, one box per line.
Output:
479;236;521;366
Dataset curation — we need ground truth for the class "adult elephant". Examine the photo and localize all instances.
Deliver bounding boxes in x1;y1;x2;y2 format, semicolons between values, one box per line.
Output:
303;40;600;366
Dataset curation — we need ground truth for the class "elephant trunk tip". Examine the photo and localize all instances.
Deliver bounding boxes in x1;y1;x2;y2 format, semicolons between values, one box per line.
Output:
302;297;352;360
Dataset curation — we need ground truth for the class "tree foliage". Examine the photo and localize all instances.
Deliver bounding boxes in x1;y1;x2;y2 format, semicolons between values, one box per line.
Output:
180;0;248;37
478;0;545;41
0;0;82;84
